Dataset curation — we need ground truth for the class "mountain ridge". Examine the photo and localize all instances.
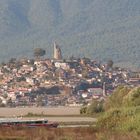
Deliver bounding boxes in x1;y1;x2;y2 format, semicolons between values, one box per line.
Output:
0;0;140;69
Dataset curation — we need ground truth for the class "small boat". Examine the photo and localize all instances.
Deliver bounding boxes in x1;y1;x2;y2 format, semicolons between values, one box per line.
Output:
0;118;59;128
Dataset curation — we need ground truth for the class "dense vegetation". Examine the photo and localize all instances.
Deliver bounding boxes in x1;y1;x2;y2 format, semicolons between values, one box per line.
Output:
0;0;140;69
81;86;140;138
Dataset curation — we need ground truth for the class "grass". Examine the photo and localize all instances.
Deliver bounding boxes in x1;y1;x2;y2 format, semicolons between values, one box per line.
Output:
0;127;139;140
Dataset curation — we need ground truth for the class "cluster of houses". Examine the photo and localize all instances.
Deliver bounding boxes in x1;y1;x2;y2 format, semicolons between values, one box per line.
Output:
0;57;139;107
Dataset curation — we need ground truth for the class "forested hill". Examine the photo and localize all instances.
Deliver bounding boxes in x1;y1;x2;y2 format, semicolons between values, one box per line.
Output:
0;0;140;69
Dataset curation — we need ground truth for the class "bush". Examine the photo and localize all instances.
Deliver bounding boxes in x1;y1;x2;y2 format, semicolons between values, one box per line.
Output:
95;86;140;136
97;108;122;130
104;86;130;110
123;87;140;107
80;106;87;114
97;107;140;133
86;100;104;115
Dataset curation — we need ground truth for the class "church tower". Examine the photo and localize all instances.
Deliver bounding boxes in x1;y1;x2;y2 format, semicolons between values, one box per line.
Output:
53;42;62;60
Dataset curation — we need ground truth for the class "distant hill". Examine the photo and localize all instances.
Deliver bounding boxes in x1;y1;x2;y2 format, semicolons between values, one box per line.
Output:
0;0;140;69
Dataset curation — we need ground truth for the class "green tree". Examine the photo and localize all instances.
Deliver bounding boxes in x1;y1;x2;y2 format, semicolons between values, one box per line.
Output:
107;60;114;69
9;58;16;64
34;48;46;59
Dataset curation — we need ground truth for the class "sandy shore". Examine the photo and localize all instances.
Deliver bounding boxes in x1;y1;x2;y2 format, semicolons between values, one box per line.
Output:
0;107;81;117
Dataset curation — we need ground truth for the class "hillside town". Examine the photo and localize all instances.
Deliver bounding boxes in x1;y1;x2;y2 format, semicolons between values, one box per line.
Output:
0;43;139;107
